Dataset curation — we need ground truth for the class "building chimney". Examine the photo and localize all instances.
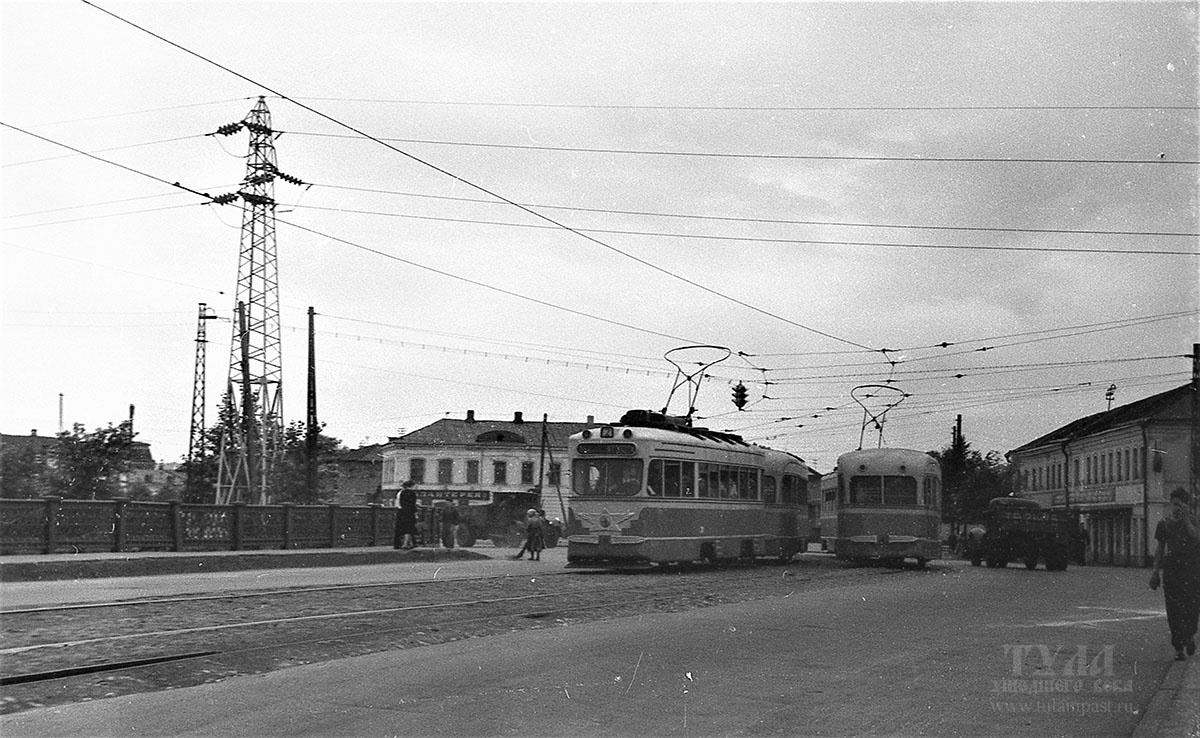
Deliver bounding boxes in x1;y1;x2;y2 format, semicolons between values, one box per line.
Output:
30;429;37;437
513;411;524;424
587;415;594;425
129;404;135;433
466;410;475;423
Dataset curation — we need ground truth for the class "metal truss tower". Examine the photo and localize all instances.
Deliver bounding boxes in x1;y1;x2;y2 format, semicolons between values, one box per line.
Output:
186;303;218;499
216;97;284;504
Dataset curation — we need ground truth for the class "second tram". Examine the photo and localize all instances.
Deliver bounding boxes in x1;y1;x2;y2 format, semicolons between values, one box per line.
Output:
828;447;942;566
565;410;813;566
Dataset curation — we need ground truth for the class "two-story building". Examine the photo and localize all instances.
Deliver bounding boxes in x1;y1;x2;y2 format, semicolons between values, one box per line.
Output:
1007;383;1196;567
380;410;599;542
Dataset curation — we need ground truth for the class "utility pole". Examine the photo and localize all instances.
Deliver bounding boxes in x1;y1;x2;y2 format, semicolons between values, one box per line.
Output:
1192;343;1199;509
186;303;218;499
215;98;285;505
306;306;318;500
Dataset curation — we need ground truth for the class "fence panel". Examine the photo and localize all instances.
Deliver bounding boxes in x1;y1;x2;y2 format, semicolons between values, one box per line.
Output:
179;505;233;551
57;501;117;553
242;506;285;550
288;506;332;549
123;502;175;551
334;507;373;547
0;500;46;554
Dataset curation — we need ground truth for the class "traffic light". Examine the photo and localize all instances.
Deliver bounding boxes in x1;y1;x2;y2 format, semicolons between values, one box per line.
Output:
732;382;748;410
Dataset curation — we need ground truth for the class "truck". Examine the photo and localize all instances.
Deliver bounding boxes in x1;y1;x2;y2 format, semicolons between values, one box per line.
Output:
967;496;1074;571
415;489;564;550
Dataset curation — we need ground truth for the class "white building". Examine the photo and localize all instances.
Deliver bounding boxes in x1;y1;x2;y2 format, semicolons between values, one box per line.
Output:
1007;383;1196;567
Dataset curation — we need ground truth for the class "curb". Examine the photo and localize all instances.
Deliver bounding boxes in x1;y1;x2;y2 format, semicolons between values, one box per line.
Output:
0;547;487;582
1134;658;1200;738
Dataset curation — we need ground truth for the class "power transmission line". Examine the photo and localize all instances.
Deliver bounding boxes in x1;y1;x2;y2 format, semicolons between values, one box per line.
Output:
79;0;878;352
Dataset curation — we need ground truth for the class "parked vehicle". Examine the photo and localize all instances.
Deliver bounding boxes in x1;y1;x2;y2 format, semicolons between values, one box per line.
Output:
969;497;1073;571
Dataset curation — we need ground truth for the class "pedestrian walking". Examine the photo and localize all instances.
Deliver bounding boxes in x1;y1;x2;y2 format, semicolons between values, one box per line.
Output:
1149;488;1200;661
1075;524;1089;566
512;508;545;561
394;480;418;550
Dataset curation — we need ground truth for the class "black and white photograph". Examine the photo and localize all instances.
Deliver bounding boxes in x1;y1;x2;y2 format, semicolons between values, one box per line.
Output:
1;2;1197;736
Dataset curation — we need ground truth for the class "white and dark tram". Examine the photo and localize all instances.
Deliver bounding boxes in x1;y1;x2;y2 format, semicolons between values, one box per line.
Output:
565;410;813;567
827;447;942;566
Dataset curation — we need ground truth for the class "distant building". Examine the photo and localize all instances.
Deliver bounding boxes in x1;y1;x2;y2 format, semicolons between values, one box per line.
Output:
1007;383;1196;567
379;410;598;521
0;430;60;497
327;444;388;506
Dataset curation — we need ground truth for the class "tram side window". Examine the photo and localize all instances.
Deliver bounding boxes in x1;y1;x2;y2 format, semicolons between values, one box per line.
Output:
647;459;695;497
762;475;777;504
781;473;806;506
572;458;644;497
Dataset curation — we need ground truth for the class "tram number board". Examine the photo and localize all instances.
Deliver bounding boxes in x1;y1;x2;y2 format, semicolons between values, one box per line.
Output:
577;443;637;456
415;489;490;501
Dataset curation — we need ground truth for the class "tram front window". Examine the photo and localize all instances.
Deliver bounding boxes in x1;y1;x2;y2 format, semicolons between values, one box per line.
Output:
573;458;644;496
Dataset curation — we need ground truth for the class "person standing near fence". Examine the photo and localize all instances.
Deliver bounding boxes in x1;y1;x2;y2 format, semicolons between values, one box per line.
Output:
394;480;418;550
512;508;545;561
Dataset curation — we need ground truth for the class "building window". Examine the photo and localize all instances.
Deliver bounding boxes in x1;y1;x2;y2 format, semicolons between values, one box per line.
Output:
1108;452;1114;482
1073;458;1080;489
521;461;535;486
409;458;426;484
493;460;507;485
548;462;561;486
438;459;453;485
1116;451;1123;481
466;460;480;484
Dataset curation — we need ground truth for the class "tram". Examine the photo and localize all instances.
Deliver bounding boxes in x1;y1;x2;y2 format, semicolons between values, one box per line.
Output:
818;471;839;552
565;410;813;567
828;447;942;566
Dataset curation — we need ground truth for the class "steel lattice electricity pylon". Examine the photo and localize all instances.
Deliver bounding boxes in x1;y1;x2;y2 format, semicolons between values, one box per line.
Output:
186;303;218;499
216;97;284;504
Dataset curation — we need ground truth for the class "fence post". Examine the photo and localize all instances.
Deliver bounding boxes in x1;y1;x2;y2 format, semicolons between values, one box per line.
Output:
231;502;246;551
281;503;293;550
328;504;339;548
368;503;379;547
44;496;62;554
113;497;128;552
169;501;184;551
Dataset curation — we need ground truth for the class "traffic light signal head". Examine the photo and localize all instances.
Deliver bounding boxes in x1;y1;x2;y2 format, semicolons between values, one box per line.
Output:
732;382;748;410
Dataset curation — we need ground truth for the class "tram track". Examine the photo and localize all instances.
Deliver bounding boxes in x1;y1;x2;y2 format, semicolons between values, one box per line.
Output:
0;559;916;715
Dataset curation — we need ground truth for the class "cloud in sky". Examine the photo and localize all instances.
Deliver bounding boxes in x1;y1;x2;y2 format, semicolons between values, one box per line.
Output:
2;1;1196;470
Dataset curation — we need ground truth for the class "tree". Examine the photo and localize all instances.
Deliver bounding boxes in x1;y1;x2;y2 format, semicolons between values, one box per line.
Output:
269;421;344;504
49;421;138;500
929;440;1012;529
1;443;48;499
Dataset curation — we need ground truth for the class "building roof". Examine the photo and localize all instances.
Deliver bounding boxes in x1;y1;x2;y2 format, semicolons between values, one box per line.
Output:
335;444;388;463
1009;383;1195;454
0;432;60;456
388;412;601;449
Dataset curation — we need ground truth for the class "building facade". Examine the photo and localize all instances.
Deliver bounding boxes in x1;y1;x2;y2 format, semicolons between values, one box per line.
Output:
379;411;598;523
1007;384;1196;567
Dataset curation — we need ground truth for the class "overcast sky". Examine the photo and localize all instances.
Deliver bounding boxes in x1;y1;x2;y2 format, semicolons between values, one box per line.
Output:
2;1;1197;472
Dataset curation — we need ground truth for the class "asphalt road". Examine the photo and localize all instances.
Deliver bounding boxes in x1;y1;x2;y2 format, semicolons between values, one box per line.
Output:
1;556;1175;738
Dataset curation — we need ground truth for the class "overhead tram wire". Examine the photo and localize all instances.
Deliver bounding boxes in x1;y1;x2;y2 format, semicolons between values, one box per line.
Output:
2;134;209;168
79;0;877;353
276;129;1200;166
279;96;1197;112
274;203;1199;257
309;182;1200;240
274;215;703;346
0;121;705;346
